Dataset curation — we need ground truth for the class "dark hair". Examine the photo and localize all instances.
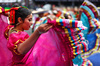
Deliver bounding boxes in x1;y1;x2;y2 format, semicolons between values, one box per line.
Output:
14;7;31;27
64;14;68;19
12;3;19;7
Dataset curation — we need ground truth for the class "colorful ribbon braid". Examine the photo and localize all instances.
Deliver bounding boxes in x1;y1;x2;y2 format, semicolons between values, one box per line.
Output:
9;7;19;25
0;6;28;25
9;6;28;25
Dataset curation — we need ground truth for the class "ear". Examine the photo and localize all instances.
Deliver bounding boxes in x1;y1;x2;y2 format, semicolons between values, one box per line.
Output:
18;17;23;24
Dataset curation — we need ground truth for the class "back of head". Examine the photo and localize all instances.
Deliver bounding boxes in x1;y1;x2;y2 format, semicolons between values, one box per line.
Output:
15;7;31;21
12;3;19;7
9;6;32;27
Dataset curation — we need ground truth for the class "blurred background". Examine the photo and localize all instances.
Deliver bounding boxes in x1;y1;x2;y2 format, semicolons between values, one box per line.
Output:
0;0;100;10
0;0;100;36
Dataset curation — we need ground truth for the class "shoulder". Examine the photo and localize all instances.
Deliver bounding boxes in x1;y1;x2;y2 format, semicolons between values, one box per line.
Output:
7;31;29;53
9;31;29;40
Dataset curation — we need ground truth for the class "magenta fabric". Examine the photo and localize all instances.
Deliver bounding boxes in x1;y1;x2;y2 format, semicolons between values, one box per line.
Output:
7;31;35;66
6;28;73;66
0;14;13;66
31;29;73;66
3;18;87;66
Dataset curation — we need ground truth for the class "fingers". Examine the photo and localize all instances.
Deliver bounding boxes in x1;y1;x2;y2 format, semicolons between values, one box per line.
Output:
38;23;53;34
43;23;53;27
42;23;53;31
45;25;53;31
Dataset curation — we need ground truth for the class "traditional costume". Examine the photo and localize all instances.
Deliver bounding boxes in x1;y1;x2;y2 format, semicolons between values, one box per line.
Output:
1;4;95;66
31;17;92;66
79;0;100;66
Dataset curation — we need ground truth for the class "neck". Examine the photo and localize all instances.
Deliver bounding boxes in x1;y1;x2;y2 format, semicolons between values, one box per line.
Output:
14;25;24;31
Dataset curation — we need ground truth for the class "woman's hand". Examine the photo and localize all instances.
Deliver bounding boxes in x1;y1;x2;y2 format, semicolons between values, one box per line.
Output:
37;23;53;34
18;23;53;54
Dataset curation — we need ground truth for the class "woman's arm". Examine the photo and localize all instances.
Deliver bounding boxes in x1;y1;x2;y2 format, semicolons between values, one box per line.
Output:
17;23;53;54
77;8;83;20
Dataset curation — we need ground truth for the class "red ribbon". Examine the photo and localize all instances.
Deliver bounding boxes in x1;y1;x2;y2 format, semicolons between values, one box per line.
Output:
9;7;19;25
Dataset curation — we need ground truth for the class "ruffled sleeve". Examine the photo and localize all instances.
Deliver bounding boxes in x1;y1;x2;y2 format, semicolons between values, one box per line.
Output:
7;31;29;55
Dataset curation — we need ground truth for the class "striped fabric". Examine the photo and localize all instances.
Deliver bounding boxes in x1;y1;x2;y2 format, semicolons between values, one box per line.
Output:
80;0;100;34
89;18;100;33
28;15;93;65
35;17;88;57
82;0;99;18
34;17;90;65
4;7;11;12
56;19;83;28
81;33;100;58
81;58;92;66
48;19;88;57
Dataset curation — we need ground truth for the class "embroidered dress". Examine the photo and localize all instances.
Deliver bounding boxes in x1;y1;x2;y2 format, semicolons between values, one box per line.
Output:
80;0;100;66
4;25;32;66
2;5;92;65
5;27;36;66
80;0;100;34
80;0;100;56
5;18;90;66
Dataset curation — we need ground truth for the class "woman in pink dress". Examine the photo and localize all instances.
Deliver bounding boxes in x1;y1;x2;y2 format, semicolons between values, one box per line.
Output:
3;6;91;66
4;6;53;66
